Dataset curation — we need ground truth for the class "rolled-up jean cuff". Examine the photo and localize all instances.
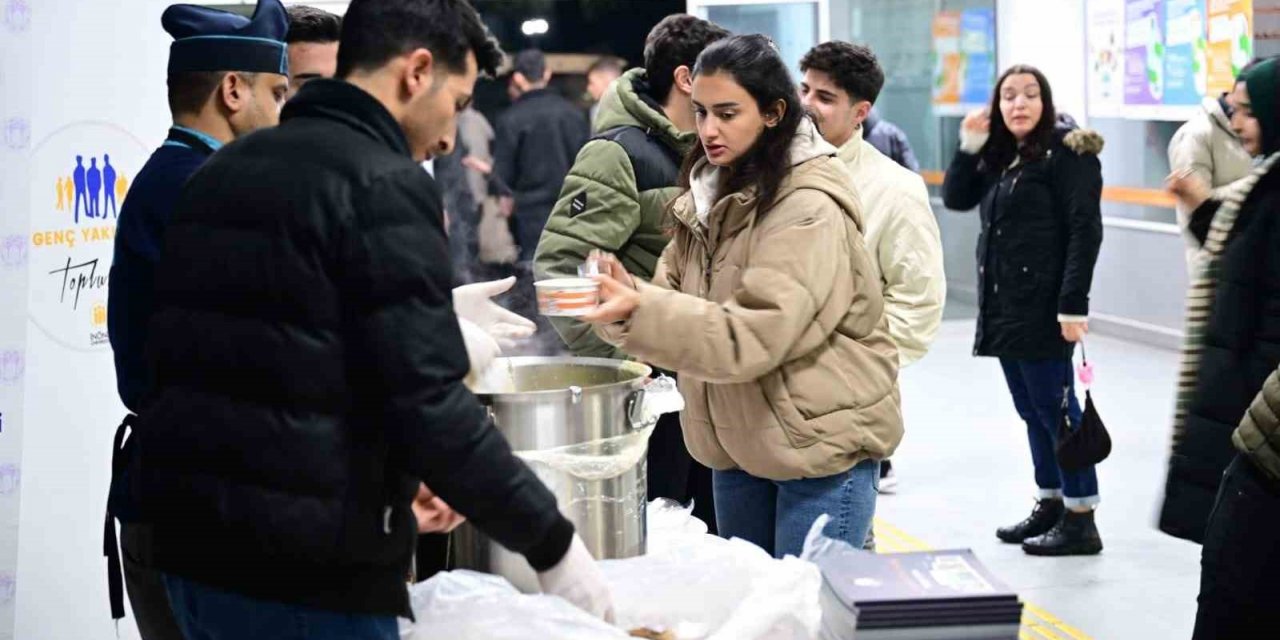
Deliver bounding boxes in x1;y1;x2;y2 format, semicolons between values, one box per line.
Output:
1064;495;1101;509
1036;489;1064;499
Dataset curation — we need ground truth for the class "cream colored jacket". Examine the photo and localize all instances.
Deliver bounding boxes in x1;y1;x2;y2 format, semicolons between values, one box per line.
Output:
837;136;946;366
1168;97;1254;269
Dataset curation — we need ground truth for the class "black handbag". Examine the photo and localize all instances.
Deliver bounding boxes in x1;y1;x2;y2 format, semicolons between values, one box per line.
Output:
1056;343;1112;471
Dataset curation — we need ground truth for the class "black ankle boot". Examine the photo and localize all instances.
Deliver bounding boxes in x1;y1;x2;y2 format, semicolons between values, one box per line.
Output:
1022;509;1103;556
996;498;1064;543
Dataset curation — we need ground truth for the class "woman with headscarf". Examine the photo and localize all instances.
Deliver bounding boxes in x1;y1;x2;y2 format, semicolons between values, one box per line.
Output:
1159;57;1280;639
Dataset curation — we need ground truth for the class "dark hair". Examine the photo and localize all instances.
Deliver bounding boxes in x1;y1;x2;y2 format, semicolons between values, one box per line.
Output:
981;64;1057;171
587;56;625;77
643;14;731;103
678;34;805;216
167;71;256;116
337;0;503;79
286;5;342;44
1237;57;1264;84
799;41;884;104
512;49;547;82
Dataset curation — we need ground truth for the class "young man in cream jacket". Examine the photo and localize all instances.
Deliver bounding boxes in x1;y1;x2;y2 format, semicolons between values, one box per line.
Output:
800;41;947;498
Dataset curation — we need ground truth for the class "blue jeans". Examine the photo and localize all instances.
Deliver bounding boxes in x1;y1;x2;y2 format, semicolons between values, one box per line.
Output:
162;575;398;640
999;358;1100;508
713;459;880;559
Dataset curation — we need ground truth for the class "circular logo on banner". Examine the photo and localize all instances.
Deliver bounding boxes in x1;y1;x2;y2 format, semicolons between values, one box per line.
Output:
0;236;25;270
4;119;29;151
28;122;148;351
0;465;17;495
3;0;29;33
0;351;21;385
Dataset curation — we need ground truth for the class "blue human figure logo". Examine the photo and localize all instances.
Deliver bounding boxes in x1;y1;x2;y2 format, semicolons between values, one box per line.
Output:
72;155;87;223
87;158;102;219
102;154;118;218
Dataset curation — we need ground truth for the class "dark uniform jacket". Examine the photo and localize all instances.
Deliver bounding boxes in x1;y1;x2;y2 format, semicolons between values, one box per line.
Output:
108;127;221;412
135;80;574;616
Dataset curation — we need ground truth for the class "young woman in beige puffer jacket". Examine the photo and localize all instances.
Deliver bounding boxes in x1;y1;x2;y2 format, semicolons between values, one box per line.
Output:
583;35;903;558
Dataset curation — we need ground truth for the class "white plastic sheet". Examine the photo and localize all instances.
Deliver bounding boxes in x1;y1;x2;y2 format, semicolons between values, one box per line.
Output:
399;500;824;640
398;570;627;640
601;533;822;639
800;515;860;640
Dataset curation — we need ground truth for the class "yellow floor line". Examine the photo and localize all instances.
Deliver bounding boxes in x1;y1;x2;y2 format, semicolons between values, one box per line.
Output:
1023;603;1093;640
872;518;1095;640
873;517;933;551
870;525;915;553
1022;619;1065;640
871;524;925;553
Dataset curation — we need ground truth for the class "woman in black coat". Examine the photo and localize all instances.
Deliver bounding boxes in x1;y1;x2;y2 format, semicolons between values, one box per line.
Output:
943;65;1105;556
1160;57;1280;640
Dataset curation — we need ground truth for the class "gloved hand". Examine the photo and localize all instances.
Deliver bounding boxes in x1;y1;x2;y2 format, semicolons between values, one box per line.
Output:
453;277;536;350
458;315;500;379
537;535;616;623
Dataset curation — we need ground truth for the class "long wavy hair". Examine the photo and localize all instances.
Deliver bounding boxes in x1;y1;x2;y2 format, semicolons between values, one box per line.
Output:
980;64;1057;171
675;34;805;216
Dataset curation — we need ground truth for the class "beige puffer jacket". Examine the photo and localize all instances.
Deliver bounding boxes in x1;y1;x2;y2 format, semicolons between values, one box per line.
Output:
598;119;904;480
1168;96;1255;269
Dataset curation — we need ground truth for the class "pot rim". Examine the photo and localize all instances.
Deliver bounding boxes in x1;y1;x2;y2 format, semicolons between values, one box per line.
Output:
471;356;653;401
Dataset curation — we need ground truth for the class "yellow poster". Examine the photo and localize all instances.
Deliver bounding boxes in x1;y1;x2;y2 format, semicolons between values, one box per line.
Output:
932;12;962;106
1206;0;1254;95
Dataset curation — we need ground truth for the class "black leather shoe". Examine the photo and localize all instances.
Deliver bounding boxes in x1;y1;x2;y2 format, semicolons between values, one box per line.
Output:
996;498;1064;543
1023;509;1103;556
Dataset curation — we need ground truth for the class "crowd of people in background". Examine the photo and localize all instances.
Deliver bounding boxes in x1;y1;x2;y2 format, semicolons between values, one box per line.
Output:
97;0;1280;638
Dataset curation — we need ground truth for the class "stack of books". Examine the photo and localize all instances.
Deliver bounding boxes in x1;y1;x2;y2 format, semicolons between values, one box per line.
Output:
813;548;1022;640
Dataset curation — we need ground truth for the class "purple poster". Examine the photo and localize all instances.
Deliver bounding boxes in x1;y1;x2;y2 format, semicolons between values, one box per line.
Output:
1124;0;1166;105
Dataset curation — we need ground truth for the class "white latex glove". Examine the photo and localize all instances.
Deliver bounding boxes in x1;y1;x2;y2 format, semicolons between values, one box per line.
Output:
458;315;500;380
453;277;536;351
536;535;616;623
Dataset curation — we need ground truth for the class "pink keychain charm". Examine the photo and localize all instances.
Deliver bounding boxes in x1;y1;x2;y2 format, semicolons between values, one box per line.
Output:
1077;360;1095;386
1076;341;1094;386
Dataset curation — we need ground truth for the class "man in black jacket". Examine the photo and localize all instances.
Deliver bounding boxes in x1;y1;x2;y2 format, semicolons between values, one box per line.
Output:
494;48;590;263
135;1;612;636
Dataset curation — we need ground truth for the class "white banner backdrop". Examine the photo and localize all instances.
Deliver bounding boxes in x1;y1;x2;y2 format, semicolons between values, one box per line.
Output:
3;2;354;637
4;1;174;638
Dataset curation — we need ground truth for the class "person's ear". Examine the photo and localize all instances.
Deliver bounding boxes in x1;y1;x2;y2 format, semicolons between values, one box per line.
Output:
219;73;248;114
404;48;436;98
763;99;787;128
674;65;694;96
542;68;553;84
854;100;872;124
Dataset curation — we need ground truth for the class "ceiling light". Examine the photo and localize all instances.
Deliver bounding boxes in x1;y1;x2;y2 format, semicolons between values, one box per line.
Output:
521;18;549;36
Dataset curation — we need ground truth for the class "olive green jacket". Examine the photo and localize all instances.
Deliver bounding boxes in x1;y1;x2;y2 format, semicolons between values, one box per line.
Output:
1235;367;1280;482
533;68;696;359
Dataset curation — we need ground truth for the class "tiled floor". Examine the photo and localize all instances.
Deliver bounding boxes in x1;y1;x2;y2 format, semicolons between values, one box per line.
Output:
872;302;1202;640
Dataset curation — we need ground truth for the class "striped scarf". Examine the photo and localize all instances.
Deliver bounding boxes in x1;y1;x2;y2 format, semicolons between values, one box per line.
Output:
1171;151;1280;444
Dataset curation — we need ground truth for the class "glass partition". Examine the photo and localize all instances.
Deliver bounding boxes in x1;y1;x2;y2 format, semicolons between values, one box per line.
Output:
832;0;997;174
689;0;829;80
